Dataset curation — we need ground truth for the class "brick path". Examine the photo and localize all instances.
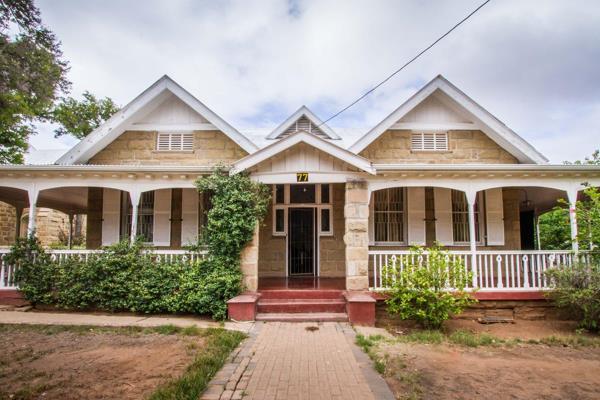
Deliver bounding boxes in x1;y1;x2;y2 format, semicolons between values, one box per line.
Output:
201;322;394;400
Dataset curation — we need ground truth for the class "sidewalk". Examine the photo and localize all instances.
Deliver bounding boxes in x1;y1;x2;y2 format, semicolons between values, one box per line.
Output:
201;322;395;400
0;309;255;333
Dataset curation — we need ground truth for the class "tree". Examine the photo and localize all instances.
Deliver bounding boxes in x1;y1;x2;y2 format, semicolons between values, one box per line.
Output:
538;208;571;250
539;150;600;250
565;150;600;166
0;0;70;164
52;91;119;139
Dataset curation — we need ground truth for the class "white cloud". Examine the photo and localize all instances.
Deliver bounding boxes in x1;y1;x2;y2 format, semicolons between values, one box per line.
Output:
34;0;600;163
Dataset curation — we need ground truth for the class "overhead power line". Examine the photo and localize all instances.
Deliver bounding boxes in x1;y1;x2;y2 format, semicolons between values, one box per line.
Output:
320;0;492;126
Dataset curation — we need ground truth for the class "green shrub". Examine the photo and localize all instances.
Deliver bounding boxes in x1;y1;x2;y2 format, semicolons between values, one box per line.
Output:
545;262;600;332
7;235;57;305
384;244;476;329
10;170;269;320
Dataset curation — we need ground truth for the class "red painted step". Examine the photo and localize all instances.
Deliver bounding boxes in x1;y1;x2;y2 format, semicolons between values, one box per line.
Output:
257;298;346;314
255;312;348;322
257;289;345;300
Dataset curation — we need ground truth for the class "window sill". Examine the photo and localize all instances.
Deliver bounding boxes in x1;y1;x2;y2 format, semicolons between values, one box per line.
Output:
152;150;194;154
410;150;452;154
370;242;408;246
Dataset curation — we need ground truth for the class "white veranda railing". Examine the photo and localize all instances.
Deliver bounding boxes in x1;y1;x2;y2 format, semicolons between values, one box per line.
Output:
0;248;207;289
369;250;594;292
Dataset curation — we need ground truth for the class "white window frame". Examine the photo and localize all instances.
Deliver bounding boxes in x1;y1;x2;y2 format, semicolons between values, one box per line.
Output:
273;206;287;236
156;132;194;152
451;190;485;246
318;205;333;236
411;131;449;151
373;187;407;245
271;184;332;237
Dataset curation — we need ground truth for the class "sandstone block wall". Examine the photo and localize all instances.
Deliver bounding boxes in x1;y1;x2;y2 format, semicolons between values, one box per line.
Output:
89;130;247;165
359;130;519;164
258;205;286;277
319;183;346;277
0;202;16;246
240;224;259;291
344;180;370;290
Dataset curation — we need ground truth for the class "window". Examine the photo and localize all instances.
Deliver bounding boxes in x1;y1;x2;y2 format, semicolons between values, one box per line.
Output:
320;184;330;204
290;184;315;204
411;132;448;151
319;207;333;235
451;190;481;243
198;191;212;238
156;132;194;151
273;206;286;236
374;188;405;243
275;184;285;204
120;191;154;241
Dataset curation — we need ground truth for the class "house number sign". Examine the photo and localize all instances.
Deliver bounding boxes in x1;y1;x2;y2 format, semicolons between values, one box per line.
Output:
296;172;309;182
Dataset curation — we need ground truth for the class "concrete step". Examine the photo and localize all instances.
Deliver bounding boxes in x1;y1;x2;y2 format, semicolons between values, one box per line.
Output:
258;289;345;300
257;298;346;314
255;312;349;322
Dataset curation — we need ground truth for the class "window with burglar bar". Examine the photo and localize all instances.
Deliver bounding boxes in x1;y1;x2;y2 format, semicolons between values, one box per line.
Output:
374;188;405;243
451;189;481;243
120;191;154;242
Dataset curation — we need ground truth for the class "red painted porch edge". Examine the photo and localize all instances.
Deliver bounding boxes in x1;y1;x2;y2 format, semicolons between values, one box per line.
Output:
370;291;548;301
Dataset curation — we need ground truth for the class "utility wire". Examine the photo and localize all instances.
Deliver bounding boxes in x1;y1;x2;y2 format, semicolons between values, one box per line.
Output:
320;0;492;126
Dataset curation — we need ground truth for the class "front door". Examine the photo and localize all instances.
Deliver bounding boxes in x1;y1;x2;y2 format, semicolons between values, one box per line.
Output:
288;208;316;276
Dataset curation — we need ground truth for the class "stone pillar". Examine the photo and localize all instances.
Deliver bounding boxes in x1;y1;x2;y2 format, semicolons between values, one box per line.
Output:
240;223;259;292
344;180;369;291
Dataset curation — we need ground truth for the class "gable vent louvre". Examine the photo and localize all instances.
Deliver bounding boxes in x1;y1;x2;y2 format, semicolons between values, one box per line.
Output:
411;132;448;151
157;132;194;151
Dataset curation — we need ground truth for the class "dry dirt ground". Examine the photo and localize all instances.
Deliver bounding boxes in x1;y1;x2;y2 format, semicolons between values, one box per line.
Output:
0;326;202;400
376;321;600;400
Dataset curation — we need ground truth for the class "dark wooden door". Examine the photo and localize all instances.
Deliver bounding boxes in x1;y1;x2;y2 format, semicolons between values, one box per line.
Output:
288;208;315;275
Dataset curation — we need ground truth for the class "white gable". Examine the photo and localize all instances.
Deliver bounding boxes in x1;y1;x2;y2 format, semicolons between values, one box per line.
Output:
399;91;471;124
136;93;209;125
57;75;257;165
350;75;548;164
266;106;340;140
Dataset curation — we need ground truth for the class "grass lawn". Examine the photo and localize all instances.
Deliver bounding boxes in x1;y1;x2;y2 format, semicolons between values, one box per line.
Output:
0;324;245;400
357;323;600;400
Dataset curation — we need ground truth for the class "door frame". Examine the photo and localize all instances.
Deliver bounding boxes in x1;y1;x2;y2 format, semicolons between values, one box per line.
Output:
286;206;319;277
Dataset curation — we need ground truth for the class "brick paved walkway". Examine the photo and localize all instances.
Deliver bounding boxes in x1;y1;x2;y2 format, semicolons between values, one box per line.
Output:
201;322;394;400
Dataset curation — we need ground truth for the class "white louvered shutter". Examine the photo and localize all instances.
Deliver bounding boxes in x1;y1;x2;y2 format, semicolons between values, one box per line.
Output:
101;188;120;246
152;189;172;246
485;188;505;246
181;189;199;245
434;188;453;245
407;187;426;245
368;192;375;243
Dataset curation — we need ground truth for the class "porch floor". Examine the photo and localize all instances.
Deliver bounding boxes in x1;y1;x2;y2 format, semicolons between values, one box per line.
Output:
258;277;346;290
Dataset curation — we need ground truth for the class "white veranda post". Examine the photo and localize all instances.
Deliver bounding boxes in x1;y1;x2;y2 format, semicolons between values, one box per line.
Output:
567;189;579;253
129;191;141;245
27;188;39;237
466;190;478;287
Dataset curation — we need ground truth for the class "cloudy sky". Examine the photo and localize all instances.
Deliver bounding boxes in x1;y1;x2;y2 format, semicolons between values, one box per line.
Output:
31;0;600;163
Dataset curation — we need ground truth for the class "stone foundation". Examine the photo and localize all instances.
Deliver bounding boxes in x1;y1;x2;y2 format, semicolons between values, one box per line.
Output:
376;298;574;327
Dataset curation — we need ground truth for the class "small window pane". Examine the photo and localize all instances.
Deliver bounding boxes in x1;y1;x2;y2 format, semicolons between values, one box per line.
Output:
290;184;315;203
321;208;331;232
275;185;285;204
275;209;285;232
321;184;330;204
